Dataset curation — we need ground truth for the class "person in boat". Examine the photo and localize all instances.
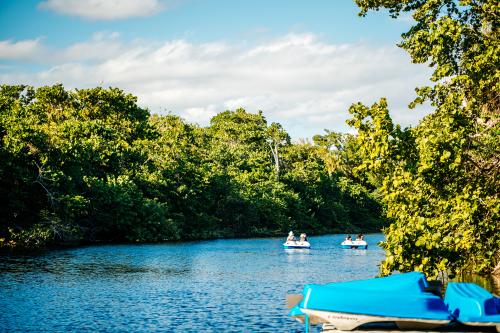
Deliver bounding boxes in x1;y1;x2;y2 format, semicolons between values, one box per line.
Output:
287;231;295;242
345;235;352;241
356;234;362;241
299;233;307;242
360;234;364;241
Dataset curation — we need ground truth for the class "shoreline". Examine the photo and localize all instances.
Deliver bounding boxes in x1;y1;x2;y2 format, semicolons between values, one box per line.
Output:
0;229;384;255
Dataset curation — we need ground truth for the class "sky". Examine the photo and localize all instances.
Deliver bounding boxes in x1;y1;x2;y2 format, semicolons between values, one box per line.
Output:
0;0;431;139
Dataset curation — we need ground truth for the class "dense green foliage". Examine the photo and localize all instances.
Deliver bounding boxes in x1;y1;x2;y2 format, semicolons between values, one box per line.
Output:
353;0;499;277
0;85;386;250
3;0;496;280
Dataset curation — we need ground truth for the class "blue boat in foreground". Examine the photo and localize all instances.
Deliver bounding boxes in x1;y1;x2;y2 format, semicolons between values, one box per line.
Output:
445;282;500;332
289;272;451;331
288;272;500;332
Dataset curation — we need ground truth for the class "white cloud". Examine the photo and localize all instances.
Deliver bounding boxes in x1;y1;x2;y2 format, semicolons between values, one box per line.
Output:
38;0;167;20
0;33;432;138
61;32;126;62
0;33;128;64
0;39;45;61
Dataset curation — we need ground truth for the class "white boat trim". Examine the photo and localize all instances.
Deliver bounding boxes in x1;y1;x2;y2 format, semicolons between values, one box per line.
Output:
459;321;500;333
304;288;312;309
459;321;500;326
301;309;450;331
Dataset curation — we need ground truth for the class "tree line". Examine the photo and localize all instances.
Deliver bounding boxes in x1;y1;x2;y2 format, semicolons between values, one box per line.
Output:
0;86;385;251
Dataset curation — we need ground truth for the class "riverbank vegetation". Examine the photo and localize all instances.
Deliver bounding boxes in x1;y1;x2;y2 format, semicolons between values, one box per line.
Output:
0;85;386;251
1;0;498;280
353;0;499;278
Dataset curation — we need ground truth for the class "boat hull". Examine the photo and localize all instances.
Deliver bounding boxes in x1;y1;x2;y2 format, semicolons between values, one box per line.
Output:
454;321;500;333
341;240;368;249
283;241;310;249
301;309;450;331
341;244;368;249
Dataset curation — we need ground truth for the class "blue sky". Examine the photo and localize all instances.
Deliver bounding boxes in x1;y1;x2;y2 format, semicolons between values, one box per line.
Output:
0;0;429;139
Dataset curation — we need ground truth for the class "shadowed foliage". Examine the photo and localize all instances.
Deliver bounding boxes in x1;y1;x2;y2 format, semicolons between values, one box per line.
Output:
0;86;386;250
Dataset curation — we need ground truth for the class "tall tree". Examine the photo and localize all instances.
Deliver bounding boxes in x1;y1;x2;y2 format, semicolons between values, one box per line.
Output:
266;122;290;181
353;0;499;277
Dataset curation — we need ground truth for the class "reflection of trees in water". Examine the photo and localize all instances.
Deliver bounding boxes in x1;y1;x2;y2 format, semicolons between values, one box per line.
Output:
0;253;74;275
447;273;500;295
0;247;193;281
491;275;500;295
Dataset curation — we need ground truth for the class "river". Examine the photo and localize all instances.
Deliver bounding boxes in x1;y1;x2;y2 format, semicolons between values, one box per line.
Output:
0;233;453;332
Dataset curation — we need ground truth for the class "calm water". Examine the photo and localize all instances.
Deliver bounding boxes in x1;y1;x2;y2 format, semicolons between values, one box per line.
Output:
0;234;386;332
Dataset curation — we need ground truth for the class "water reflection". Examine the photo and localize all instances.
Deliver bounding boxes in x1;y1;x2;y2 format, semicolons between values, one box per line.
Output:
452;273;500;295
341;248;368;256
0;253;192;279
284;248;311;255
73;262;191;276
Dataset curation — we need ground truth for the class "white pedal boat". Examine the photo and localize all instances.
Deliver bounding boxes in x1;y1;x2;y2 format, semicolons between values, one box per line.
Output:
283;240;311;249
341;240;367;249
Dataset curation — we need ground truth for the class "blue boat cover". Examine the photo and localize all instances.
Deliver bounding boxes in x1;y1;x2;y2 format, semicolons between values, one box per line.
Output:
290;272;451;321
444;282;500;324
324;272;429;294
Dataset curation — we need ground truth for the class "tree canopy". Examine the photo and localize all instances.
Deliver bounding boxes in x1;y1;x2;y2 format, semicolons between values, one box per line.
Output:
0;85;386;251
352;0;499;277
